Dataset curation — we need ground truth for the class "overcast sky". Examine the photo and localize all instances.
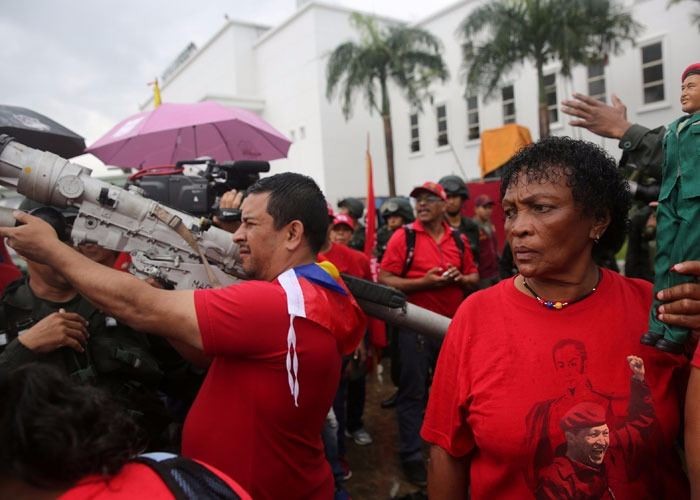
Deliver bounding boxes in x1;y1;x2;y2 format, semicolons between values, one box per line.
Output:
2;0;458;174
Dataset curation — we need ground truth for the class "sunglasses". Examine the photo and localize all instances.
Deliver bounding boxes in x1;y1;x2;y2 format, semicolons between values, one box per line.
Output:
415;195;443;204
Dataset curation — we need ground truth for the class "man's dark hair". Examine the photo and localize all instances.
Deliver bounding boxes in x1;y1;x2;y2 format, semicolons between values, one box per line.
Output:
247;173;329;253
500;136;630;259
0;363;144;489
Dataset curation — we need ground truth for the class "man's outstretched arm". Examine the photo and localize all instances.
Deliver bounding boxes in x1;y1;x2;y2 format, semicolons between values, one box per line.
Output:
0;211;202;350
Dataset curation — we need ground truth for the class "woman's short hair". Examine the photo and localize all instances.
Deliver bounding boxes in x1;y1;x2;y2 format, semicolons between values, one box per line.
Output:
0;364;144;489
500;136;631;258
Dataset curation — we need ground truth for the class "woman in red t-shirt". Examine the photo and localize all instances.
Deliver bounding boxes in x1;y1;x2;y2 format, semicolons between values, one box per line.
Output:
421;137;699;499
0;363;250;499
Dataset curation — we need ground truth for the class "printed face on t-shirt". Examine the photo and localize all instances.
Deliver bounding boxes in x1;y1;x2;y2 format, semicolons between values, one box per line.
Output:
233;192;287;281
553;344;586;392
502;171;597;280
565;424;610;466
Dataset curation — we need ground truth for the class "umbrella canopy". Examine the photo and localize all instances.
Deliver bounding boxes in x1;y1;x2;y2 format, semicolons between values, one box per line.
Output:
0;105;86;158
87;102;291;168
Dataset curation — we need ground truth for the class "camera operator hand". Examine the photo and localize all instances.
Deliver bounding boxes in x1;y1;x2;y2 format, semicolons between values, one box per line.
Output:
213;189;244;233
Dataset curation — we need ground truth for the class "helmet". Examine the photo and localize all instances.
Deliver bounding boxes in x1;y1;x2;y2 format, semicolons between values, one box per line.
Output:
438;175;469;199
18;198;75;241
337;197;364;220
380;197;414;223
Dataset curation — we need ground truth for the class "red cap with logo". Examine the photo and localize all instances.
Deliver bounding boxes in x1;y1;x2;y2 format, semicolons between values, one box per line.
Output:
332;214;355;230
409;181;447;201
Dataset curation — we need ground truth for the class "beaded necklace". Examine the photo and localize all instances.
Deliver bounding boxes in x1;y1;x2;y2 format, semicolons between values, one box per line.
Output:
521;270;601;310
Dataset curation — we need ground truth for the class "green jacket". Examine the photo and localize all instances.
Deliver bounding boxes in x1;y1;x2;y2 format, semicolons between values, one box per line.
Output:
659;113;700;201
0;278;162;388
619;123;665;182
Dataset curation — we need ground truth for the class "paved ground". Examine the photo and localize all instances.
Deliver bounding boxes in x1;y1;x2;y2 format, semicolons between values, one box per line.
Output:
344;362;427;499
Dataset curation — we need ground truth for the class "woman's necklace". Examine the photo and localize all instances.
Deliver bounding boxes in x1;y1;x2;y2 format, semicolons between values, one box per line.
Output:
521;270;601;310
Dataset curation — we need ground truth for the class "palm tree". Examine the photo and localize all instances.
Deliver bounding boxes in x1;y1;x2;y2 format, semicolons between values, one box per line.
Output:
668;0;700;30
458;0;641;138
326;13;449;196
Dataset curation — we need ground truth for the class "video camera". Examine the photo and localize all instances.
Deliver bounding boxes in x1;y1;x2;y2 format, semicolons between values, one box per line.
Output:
126;159;270;221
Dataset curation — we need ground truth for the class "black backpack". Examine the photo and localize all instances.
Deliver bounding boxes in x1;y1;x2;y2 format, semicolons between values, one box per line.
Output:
135;453;242;499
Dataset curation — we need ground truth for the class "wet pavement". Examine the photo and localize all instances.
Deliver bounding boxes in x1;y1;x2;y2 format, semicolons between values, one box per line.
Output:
344;362;428;499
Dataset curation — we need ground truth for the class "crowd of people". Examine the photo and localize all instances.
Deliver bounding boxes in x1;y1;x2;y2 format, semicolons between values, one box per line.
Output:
0;63;697;500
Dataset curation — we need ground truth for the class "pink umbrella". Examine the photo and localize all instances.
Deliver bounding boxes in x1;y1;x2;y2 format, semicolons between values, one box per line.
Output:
86;102;291;168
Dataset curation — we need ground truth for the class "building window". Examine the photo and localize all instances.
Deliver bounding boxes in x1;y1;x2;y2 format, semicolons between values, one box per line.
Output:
641;41;664;104
436;105;448;146
544;73;558;124
409;112;420;153
502;85;516;124
467;95;480;140
587;63;607;102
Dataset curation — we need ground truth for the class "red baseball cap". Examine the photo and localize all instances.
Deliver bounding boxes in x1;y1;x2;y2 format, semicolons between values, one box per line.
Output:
682;62;700;82
332;214;354;230
475;194;495;207
409;181;447;201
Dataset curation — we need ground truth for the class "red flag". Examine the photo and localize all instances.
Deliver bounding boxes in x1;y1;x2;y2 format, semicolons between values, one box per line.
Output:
364;137;379;282
364;135;377;261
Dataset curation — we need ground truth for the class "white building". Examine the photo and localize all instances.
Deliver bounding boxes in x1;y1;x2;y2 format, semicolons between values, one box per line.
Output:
144;0;700;203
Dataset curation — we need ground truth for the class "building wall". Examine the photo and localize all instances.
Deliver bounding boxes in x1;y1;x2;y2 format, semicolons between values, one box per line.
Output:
253;4;398;204
390;0;700;192
253;7;329;191
145;0;700;202
313;6;391;204
143;21;268;108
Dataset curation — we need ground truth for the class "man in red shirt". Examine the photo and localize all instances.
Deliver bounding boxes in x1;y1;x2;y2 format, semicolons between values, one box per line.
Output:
379;181;478;486
1;173;366;500
472;194;501;288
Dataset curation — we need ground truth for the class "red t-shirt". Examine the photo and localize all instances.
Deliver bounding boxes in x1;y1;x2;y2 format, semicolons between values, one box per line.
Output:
59;460;251;499
693;342;700;369
318;243;386;347
380;220;477;317
0;239;21;294
474;220;499;280
319;242;371;280
185;276;364;500
421;269;689;499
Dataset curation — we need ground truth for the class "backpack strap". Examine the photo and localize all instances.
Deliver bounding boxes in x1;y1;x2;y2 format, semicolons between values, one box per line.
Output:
134;453;241;500
401;224;416;277
450;228;465;261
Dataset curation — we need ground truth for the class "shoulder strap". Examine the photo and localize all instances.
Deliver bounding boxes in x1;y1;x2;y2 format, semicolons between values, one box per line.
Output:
134;453;241;500
401;224;416;278
451;228;465;258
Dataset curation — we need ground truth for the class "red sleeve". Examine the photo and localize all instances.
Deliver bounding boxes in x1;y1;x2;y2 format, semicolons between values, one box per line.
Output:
379;229;407;276
460;234;478;275
194;282;288;357
421;301;476;457
693;341;700;369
